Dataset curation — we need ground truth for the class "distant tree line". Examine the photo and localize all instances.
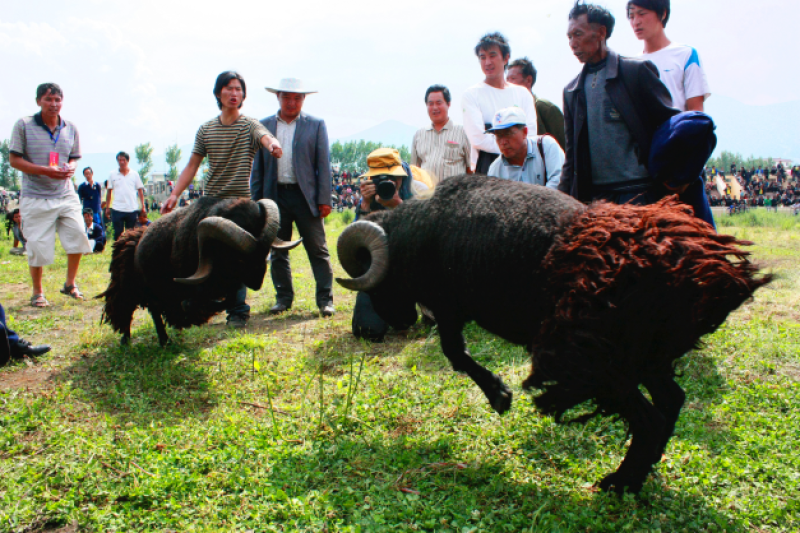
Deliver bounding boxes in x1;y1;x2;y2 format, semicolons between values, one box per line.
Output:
0;140;21;190
707;151;775;172
330;140;410;173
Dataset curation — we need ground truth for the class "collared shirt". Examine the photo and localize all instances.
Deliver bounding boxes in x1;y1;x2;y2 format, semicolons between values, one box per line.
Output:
410;119;471;184
276;114;297;184
9;112;81;200
487;137;564;189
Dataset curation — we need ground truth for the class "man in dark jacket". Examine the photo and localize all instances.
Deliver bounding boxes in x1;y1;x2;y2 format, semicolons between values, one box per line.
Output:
250;78;334;317
560;2;678;205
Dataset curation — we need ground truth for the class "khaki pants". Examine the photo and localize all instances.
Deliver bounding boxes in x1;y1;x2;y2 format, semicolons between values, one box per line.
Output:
20;194;92;267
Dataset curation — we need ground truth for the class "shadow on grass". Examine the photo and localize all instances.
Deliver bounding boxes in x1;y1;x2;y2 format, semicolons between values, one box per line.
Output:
58;328;218;426
257;434;749;532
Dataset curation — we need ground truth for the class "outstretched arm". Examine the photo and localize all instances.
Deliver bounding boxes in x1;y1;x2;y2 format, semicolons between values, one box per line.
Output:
162;153;203;214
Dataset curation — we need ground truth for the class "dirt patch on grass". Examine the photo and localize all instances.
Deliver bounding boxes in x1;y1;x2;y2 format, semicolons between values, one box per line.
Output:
0;365;56;392
781;363;800;382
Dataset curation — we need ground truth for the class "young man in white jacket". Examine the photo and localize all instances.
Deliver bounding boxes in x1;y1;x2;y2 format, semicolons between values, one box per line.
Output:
462;32;537;174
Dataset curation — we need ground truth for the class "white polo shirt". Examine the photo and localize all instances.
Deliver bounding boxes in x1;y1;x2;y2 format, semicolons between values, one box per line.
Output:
108;169;144;213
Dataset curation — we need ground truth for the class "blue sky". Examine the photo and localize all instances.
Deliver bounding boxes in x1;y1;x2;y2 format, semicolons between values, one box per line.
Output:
1;0;796;164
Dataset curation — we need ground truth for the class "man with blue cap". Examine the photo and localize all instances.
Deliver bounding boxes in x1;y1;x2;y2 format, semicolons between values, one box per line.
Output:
486;107;563;189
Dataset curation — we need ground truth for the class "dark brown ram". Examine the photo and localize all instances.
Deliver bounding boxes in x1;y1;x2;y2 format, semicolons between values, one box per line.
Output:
335;175;770;494
99;196;299;346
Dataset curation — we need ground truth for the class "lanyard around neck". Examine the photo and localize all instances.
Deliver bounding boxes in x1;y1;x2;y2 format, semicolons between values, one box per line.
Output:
45;120;63;146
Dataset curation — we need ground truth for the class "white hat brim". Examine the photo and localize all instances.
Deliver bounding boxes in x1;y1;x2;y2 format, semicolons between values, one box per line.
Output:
265;87;318;94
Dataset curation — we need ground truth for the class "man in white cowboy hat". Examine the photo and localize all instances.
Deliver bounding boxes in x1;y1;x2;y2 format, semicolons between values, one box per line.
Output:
251;78;335;317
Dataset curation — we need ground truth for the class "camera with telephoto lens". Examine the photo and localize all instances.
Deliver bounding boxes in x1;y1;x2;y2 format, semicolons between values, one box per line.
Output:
369;175;398;201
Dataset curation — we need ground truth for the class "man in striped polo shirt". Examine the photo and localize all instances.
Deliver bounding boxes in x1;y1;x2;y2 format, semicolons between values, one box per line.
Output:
410;85;472;185
162;71;282;329
10;83;92;307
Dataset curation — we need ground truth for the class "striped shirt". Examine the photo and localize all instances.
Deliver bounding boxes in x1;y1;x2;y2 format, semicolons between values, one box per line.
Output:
9;113;81;199
192;115;275;199
410;119;471;185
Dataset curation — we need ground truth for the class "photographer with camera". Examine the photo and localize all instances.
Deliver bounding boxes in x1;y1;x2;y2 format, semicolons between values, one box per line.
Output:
352;148;419;341
356;148;416;220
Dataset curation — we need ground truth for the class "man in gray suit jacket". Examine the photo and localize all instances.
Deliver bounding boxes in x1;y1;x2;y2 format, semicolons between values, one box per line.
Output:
251;79;335;316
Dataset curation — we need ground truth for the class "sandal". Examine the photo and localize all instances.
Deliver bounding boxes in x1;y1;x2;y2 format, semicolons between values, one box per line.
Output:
31;294;50;307
60;284;84;300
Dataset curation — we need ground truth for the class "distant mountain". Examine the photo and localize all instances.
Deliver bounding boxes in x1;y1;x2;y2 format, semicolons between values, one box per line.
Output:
337;120;419;149
706;95;800;162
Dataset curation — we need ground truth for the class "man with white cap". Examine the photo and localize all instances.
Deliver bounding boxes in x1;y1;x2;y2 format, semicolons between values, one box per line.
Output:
486;107;563;189
251;78;335;317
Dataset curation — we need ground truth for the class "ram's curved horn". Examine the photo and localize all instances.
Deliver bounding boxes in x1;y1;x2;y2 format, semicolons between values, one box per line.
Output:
258;199;281;245
174;217;257;285
272;237;303;251
335;221;390;292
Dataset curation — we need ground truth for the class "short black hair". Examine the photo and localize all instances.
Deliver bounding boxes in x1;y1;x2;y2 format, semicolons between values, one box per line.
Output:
36;83;63;100
569;2;616;40
214;71;246;110
83;167;93;175
474;32;511;62
116;152;130;162
425;85;451;104
82;208;94;216
508;57;537;88
627;0;670;27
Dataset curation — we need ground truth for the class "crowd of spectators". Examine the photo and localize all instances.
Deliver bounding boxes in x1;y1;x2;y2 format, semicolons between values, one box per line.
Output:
705;163;800;211
331;168;363;211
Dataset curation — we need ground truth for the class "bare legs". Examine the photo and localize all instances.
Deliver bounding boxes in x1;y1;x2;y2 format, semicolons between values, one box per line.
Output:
29;253;83;296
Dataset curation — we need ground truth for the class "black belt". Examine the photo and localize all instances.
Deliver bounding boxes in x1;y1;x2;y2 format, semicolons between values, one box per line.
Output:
277;183;300;189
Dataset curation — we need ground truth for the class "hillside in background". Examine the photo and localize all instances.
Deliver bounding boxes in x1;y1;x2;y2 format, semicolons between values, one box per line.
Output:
706;95;800;163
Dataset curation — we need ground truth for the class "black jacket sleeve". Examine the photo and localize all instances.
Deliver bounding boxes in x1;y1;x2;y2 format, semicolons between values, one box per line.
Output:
559;86;575;196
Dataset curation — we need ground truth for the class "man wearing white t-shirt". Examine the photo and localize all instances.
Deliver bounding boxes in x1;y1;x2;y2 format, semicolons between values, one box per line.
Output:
628;0;710;112
462;32;537;174
105;151;145;241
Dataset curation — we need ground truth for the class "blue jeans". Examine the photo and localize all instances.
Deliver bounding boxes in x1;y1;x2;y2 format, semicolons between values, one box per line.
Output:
111;209;139;242
227;284;250;320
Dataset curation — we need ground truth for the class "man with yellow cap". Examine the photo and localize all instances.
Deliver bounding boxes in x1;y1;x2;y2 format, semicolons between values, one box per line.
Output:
356;148;433;220
352;149;435;341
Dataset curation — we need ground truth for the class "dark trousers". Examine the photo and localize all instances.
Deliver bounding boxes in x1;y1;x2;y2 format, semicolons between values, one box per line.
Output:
591;186;665;206
111;209;138;241
226;284;250;320
1;303;19;365
271;186;333;308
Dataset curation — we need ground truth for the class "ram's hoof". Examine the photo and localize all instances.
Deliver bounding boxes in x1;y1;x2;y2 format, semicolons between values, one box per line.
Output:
490;378;513;415
120;335;130;346
597;472;643;495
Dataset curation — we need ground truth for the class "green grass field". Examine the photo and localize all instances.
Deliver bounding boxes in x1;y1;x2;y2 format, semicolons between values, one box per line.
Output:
0;210;798;532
